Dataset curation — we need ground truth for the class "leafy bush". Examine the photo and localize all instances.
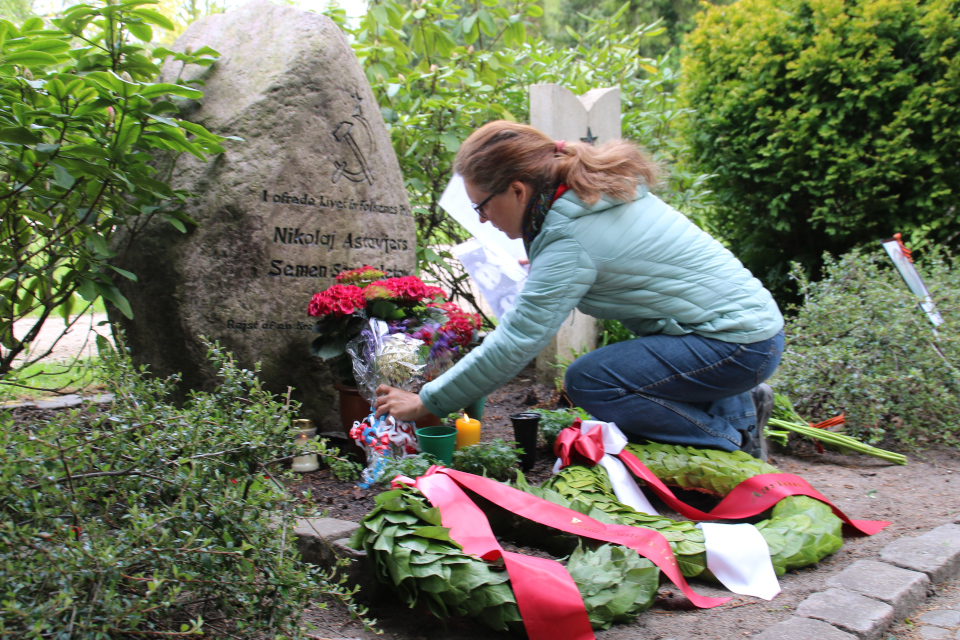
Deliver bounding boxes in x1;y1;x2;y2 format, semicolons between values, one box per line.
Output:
598;318;636;348
452;438;521;480
377;451;441;484
534;407;591;451
1;3;228;385
0;340;368;638
682;0;960;297
772;249;960;448
348;1;715;320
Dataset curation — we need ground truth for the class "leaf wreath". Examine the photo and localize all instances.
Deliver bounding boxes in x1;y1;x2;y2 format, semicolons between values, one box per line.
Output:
350;442;844;631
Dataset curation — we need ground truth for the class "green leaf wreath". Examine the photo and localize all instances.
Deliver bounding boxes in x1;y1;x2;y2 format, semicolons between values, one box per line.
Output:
350;441;845;631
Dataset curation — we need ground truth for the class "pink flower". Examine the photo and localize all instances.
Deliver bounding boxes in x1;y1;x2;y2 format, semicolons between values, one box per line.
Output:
384;276;430;301
444;315;477;347
307;284;366;318
429;301;482;347
424;285;447;301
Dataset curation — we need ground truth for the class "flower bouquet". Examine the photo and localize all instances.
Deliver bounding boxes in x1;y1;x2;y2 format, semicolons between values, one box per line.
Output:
308;266;481;485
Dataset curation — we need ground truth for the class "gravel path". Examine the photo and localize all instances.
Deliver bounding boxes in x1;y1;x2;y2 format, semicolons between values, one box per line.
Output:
11;313;112;363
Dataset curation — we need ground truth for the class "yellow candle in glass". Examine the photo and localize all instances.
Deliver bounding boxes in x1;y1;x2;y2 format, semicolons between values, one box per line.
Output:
455;412;481;449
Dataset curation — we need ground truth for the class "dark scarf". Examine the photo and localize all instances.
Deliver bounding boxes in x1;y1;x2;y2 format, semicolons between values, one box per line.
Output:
522;183;569;252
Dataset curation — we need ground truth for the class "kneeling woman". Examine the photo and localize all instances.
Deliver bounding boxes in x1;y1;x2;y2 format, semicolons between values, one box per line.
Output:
374;121;784;458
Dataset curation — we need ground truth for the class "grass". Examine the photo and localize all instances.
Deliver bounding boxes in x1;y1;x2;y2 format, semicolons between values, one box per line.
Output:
0;357;107;403
19;295;108;318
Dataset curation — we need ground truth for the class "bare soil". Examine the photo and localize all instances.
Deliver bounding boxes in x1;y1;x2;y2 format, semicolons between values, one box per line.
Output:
293;364;960;640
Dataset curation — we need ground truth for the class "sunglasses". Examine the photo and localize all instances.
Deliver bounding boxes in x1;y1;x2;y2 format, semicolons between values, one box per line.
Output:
472;191;496;219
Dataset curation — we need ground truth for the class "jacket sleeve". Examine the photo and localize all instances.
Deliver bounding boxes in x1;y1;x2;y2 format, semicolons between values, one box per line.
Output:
419;230;597;417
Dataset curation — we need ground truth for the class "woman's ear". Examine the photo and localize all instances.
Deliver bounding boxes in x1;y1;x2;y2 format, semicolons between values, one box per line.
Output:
509;180;530;205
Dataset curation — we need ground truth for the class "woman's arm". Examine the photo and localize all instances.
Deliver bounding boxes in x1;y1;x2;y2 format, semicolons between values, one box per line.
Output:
419;230;597;417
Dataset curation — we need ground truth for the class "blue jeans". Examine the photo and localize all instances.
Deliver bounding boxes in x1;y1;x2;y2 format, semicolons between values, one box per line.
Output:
564;330;785;451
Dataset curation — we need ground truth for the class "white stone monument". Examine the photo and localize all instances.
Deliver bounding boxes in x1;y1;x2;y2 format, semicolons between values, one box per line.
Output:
529;84;621;385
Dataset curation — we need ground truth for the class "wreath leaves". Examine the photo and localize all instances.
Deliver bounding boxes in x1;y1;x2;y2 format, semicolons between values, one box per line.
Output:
351;442;845;632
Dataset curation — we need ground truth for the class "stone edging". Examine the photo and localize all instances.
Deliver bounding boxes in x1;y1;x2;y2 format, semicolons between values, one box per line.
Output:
1;393;115;410
755;518;960;640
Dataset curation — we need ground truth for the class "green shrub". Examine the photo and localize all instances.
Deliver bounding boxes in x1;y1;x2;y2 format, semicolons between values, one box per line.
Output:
377;451;441;484
773;249;960;448
598;319;636;348
534;407;592;451
0;340;369;638
452;438;521;480
682;0;960;297
1;4;228;384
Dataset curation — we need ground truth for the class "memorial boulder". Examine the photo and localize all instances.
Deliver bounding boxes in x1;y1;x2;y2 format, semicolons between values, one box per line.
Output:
110;0;415;428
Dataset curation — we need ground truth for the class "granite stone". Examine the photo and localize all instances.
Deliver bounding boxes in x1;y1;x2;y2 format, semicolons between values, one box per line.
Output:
752;616;858;640
795;588;894;640
110;0;415;428
920;609;960;628
826;559;930;619
880;524;960;583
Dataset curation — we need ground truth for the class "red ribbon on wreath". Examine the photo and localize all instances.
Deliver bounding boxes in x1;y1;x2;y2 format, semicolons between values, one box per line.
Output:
554;421;889;536
393;466;729;640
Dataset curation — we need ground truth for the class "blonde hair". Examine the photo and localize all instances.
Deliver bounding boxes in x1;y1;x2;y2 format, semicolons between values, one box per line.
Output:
453;120;659;205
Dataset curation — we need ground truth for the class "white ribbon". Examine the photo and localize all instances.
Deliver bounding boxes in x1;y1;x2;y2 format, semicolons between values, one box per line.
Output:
699;523;781;600
552;419;781;600
552;420;658;515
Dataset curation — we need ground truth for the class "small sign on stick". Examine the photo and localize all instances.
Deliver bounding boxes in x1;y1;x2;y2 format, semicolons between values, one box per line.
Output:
880;233;943;327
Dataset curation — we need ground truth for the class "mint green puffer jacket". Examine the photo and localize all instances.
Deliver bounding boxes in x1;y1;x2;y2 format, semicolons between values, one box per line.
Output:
419;188;783;417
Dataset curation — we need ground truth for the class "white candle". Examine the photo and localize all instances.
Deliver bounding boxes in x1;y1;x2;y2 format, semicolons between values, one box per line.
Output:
291;419;319;472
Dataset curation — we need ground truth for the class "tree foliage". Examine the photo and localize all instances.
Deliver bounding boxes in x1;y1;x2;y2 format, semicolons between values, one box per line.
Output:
348;0;713;323
682;0;960;299
0;0;35;23
539;0;735;56
0;1;229;386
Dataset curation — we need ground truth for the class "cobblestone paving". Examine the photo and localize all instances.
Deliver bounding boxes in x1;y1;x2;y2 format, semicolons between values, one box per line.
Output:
890;578;960;640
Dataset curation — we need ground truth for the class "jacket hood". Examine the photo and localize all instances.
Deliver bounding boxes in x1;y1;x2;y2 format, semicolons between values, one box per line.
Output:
553;185;650;219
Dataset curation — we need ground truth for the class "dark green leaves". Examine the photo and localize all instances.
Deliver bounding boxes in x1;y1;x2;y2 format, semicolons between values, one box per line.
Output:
682;0;960;300
567;543;659;629
1;1;231;384
0;126;39;144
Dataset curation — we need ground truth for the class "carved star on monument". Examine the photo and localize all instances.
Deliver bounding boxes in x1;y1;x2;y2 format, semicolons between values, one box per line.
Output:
580;127;598;146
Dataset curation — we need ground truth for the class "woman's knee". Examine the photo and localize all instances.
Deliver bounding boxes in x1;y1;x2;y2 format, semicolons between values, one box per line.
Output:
563;351;598;394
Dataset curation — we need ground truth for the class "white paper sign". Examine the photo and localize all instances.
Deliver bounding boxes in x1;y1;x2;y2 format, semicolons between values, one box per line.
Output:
450;240;526;320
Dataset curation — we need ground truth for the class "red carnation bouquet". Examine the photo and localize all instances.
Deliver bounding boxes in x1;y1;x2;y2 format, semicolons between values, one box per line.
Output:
308;266;480;391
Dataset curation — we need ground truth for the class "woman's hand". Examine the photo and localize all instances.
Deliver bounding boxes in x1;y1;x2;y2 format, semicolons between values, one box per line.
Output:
374;385;432;422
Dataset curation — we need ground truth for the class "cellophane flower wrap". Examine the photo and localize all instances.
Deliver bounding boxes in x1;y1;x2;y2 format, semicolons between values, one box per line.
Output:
308;266;481;486
345;320;425;487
